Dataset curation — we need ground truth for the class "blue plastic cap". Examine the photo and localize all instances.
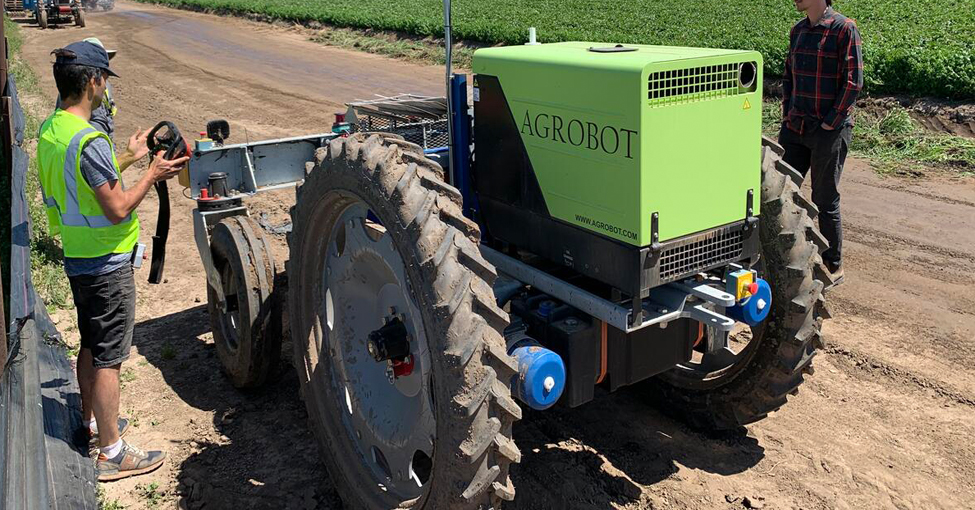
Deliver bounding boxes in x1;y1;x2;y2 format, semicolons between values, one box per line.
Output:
537;300;557;317
727;278;772;326
510;343;566;411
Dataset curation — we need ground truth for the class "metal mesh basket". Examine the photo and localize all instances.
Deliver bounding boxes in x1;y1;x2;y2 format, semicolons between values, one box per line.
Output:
346;95;449;149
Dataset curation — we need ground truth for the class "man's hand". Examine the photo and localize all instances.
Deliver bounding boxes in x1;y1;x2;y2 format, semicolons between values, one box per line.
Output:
821;122;836;131
118;128;150;172
92;152;190;225
125;127;149;161
149;151;190;183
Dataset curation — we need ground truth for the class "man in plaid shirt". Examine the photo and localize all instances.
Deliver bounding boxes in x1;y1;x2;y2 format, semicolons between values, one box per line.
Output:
779;0;863;287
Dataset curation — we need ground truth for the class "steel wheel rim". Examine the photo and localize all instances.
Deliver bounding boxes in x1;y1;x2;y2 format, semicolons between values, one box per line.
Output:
318;201;436;500
218;262;242;352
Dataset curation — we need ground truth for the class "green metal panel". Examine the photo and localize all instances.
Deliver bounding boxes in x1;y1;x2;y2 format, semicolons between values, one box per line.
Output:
473;42;762;246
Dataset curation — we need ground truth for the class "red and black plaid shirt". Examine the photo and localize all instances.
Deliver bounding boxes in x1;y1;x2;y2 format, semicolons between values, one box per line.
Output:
782;7;864;133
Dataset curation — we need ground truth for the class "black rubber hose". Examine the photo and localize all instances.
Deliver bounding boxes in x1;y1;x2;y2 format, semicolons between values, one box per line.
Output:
146;121;187;284
147;179;169;284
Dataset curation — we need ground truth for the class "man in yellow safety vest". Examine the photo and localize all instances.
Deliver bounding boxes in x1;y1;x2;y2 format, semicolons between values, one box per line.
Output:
37;40;188;481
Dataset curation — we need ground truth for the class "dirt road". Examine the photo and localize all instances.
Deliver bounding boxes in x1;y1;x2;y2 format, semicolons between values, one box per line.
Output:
15;2;975;509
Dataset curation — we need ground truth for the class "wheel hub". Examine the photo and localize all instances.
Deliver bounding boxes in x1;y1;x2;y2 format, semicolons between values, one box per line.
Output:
368;316;412;362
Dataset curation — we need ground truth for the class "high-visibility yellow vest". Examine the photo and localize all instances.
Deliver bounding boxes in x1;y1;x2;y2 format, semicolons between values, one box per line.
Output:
37;110;140;258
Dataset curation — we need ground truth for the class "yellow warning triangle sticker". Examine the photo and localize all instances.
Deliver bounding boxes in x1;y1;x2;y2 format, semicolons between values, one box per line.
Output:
743;98;752;110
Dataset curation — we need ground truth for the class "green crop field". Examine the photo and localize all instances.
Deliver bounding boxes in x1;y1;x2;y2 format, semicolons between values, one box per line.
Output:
141;0;974;99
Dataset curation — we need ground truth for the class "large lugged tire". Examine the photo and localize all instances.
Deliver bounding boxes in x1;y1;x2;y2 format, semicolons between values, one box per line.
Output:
37;8;48;29
206;216;282;388
73;6;85;27
288;133;521;509
644;136;831;430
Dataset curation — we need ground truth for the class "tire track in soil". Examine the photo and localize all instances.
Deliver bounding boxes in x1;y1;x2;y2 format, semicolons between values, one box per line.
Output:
845;222;975;266
846;177;975;209
824;344;975;408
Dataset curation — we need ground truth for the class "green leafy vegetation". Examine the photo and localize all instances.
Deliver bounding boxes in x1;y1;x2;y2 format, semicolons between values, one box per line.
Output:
135;482;163;508
136;0;975;99
120;368;138;389
762;99;975;176
310;26;476;68
97;486;126;510
852;109;975;176
4;16;73;311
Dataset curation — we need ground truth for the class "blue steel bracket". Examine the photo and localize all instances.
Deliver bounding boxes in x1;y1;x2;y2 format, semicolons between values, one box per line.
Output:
187;133;338;198
449;74;478;220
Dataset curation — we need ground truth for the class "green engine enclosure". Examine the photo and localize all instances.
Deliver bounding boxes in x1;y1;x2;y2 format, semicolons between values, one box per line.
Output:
472;42;763;247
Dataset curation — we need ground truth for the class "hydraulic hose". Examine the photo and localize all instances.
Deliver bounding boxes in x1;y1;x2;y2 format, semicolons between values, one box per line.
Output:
146;121;190;284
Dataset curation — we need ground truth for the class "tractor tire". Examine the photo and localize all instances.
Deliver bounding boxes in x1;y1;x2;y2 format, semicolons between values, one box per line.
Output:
288;133;521;509
643;136;831;431
74;7;85;27
206;216;282;388
37;8;47;29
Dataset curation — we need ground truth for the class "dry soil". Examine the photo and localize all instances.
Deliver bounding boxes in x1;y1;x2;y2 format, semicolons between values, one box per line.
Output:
14;2;975;509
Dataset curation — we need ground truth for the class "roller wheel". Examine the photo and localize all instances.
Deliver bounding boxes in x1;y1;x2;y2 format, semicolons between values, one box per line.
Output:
206;216;282;388
288;133;521;509
37;8;48;29
644;136;831;430
74;6;85;27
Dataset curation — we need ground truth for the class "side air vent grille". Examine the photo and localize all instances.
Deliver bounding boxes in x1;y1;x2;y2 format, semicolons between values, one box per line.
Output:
648;63;748;108
658;227;744;282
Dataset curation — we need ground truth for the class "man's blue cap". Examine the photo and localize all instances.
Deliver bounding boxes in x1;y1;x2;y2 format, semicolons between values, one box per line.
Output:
53;41;119;77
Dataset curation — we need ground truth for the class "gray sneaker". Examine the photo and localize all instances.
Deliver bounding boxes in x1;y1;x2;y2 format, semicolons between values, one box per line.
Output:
88;417;131;444
97;441;166;481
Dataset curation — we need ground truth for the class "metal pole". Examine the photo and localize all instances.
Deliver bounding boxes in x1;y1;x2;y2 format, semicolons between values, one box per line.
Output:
443;0;454;185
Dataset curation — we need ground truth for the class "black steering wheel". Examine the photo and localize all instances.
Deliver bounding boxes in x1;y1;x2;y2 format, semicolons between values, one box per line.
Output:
146;121;191;284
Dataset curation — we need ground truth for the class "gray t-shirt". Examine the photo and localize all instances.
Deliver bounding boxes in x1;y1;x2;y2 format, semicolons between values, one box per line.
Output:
63;137;133;277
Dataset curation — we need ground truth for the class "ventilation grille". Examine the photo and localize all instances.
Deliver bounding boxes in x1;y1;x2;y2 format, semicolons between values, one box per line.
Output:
352;116;449;149
648;63;743;107
659;227;744;282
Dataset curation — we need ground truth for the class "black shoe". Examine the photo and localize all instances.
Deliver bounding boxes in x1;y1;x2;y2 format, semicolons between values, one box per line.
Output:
824;261;844;291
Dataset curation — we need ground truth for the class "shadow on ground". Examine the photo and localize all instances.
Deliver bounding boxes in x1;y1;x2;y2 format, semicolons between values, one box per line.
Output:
133;304;340;509
135;302;764;509
509;391;764;509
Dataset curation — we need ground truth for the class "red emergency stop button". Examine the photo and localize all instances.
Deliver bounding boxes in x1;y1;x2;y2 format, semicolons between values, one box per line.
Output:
748;282;759;295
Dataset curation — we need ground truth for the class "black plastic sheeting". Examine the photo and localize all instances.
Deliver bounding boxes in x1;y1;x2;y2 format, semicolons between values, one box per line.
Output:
0;75;98;509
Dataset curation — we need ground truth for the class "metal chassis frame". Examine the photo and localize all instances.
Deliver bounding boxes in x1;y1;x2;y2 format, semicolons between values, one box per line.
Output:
481;247;736;334
186;132;336;198
186;77;741;342
188;132;337;304
193;205;247;304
